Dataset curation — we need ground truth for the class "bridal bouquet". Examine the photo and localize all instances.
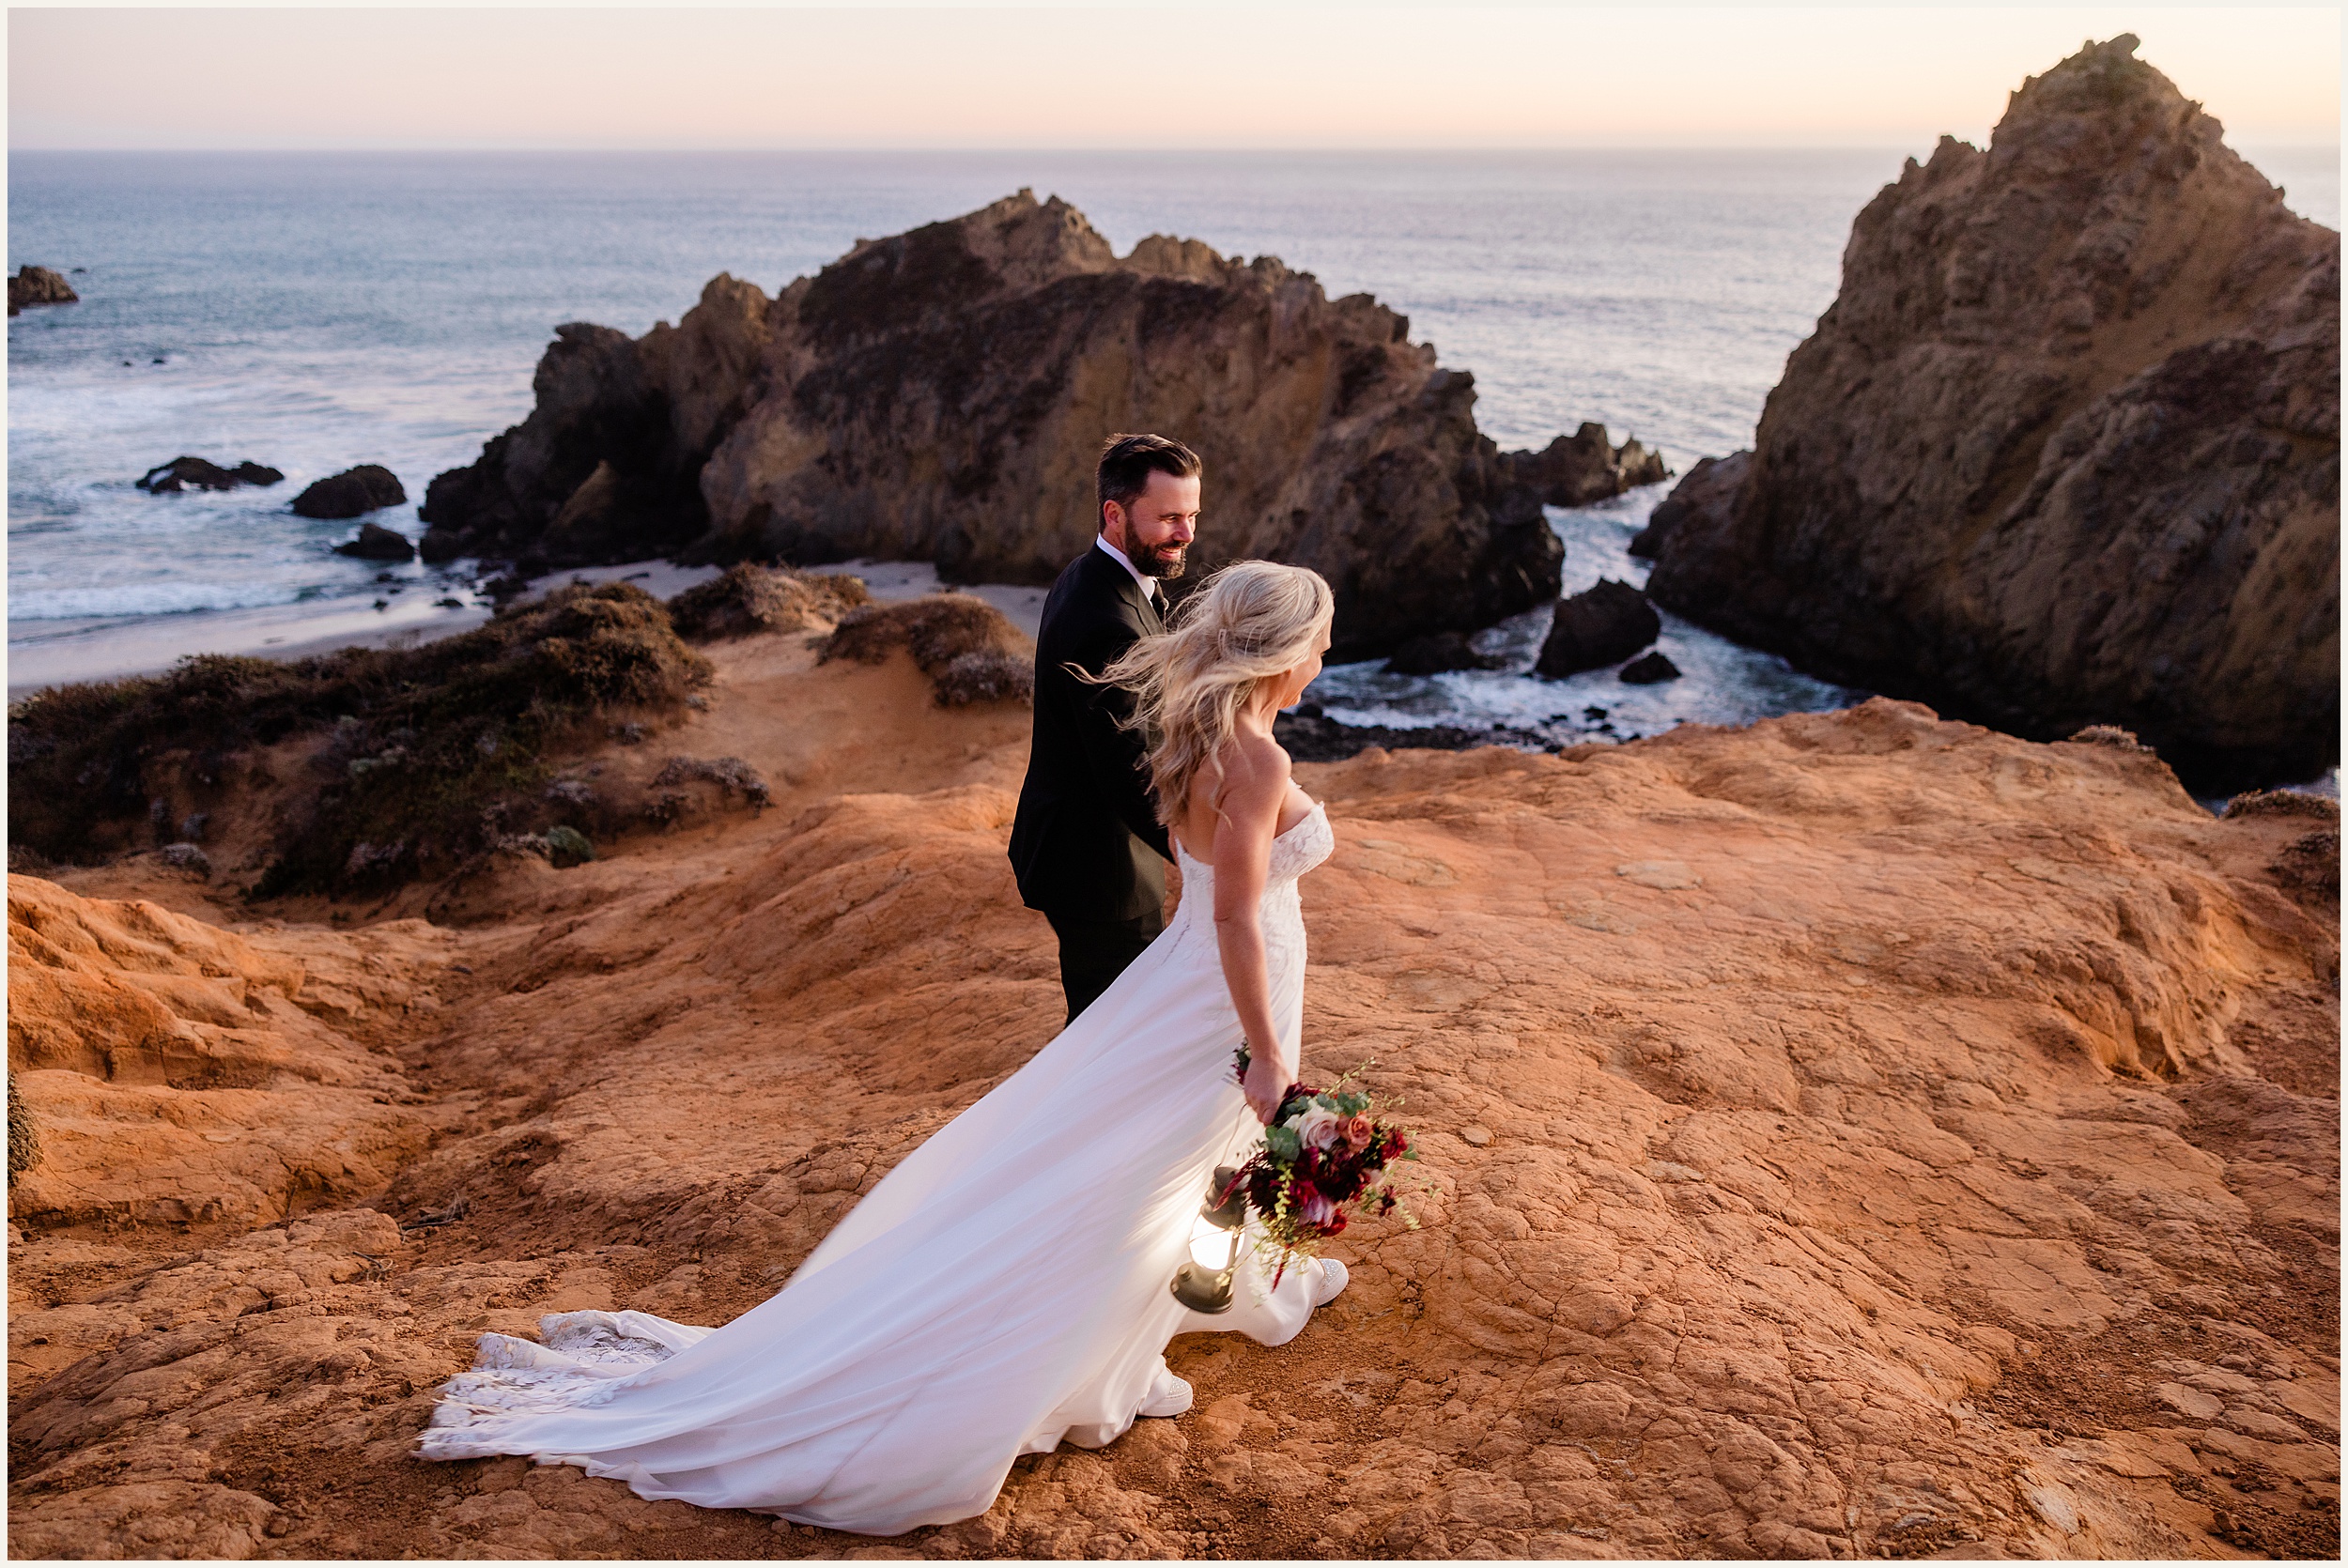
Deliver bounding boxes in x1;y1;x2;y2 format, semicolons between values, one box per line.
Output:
1227;1046;1417;1284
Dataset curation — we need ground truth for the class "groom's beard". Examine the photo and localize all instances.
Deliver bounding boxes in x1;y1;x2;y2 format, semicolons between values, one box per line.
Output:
1135;541;1188;579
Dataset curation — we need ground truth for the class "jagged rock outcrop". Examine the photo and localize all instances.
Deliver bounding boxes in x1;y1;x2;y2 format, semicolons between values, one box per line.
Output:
294;464;407;519
135;456;284;493
8;266;77;315
1502;421;1669;505
1643;37;2340;792
1630;450;1744;560
418;192;1663;657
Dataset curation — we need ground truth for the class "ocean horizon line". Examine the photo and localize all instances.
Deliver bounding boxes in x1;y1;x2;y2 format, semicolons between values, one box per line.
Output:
15;140;2338;157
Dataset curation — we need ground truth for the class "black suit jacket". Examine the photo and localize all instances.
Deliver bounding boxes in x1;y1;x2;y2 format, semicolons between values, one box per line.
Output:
1009;545;1175;921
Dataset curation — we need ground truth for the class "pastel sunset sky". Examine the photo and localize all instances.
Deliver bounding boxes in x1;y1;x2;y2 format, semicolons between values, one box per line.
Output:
8;5;2340;151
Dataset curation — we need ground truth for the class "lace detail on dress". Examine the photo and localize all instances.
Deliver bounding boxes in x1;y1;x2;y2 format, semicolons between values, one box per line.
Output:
417;1312;695;1456
1169;801;1330;985
1172;800;1333;889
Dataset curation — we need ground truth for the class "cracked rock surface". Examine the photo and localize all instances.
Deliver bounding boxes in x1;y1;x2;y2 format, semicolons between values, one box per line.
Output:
9;631;2338;1559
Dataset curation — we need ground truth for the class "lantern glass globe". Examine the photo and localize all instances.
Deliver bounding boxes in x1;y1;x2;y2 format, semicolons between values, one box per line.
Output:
1189;1214;1235;1269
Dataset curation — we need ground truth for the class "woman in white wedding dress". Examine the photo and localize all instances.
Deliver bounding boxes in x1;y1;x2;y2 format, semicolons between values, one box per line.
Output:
418;561;1346;1534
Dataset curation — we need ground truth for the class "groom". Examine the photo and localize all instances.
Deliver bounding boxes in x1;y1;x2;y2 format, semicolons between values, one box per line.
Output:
1010;433;1203;1022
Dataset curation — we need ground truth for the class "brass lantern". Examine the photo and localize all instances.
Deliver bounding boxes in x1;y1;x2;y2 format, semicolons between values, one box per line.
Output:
1170;1165;1247;1314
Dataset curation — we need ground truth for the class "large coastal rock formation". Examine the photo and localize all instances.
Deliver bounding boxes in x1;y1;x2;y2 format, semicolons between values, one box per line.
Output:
1644;37;2340;792
8;615;2337;1559
418;192;1663;656
8;265;77;315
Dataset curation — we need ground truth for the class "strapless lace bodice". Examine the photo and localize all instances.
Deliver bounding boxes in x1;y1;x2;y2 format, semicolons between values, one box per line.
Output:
1172;800;1334;888
1166;801;1328;998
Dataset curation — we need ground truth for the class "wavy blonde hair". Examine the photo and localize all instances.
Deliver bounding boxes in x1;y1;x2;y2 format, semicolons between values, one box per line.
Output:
1094;561;1335;827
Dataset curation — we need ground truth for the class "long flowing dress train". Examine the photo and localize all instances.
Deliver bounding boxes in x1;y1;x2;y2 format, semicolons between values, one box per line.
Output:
416;803;1337;1534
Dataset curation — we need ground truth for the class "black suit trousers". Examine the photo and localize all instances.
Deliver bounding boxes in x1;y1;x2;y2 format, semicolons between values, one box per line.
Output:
1045;904;1166;1023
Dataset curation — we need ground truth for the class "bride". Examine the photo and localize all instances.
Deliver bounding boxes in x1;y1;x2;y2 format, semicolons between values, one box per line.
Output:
418;561;1348;1534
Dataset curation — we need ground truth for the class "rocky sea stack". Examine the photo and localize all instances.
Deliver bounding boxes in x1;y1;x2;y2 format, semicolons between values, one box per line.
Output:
418;191;1664;658
8;265;77;315
1642;37;2339;792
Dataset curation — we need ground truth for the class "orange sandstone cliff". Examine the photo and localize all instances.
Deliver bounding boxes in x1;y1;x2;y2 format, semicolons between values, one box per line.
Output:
8;621;2339;1559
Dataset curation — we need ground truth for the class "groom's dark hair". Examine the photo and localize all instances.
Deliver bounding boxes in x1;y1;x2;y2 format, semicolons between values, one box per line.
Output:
1097;433;1202;525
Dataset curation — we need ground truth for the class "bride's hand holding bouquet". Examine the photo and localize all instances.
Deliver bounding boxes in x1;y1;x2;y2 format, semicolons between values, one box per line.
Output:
1241;1045;1293;1124
1228;1045;1417;1285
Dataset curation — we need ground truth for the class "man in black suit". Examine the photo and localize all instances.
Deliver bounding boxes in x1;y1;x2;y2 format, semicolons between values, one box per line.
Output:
1009;433;1203;1021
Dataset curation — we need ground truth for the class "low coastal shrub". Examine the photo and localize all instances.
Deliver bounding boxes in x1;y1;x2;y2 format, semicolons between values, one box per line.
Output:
666;563;870;641
819;594;1034;707
7;583;710;896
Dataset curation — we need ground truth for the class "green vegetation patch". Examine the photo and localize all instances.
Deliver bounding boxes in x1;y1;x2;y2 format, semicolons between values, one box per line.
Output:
8;583;710;896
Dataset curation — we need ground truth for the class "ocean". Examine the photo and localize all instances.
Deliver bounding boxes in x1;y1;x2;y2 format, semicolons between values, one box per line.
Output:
8;148;2339;776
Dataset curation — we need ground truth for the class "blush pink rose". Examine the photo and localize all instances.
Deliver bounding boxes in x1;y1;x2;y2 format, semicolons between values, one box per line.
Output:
1295;1106;1345;1151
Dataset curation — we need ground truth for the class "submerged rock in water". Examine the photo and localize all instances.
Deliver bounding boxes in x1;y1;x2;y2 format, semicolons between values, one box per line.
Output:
1618;650;1681;684
135;456;285;493
1643;36;2340;793
292;464;407;519
1383;630;1506;676
415;192;1662;658
1536;578;1660;677
332;521;416;561
8;265;77;315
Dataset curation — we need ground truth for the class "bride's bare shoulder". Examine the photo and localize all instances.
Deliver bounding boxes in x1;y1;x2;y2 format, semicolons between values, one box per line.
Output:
1215;729;1292;806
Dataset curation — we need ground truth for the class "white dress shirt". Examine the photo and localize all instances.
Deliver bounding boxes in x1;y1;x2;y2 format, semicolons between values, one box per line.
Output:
1093;535;1165;612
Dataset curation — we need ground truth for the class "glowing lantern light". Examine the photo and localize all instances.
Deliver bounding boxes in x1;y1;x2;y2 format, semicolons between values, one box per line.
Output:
1169;1165;1246;1314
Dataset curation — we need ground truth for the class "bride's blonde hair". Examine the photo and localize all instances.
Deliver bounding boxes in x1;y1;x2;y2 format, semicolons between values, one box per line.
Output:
1094;561;1335;826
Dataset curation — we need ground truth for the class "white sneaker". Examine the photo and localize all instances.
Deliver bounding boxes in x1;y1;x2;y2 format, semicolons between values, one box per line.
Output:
1137;1371;1193;1418
1313;1258;1349;1307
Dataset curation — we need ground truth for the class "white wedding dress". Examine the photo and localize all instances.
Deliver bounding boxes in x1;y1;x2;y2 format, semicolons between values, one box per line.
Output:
418;802;1338;1534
